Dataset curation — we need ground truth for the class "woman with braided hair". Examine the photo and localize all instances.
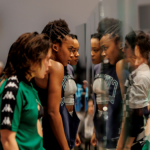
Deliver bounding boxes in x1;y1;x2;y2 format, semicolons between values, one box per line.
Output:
32;19;80;150
91;21;124;149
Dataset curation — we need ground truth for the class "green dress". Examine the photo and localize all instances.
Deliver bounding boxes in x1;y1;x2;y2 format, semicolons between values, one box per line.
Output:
0;77;45;150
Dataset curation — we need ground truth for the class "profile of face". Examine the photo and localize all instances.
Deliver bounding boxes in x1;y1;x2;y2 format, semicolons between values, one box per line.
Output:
32;48;51;79
88;100;94;115
123;40;134;59
53;36;74;66
91;38;101;64
134;45;147;67
100;34;121;65
69;39;79;65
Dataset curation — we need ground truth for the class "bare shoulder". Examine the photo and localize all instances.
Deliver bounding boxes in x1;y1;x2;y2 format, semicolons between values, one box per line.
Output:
49;60;64;79
116;59;125;72
116;59;124;68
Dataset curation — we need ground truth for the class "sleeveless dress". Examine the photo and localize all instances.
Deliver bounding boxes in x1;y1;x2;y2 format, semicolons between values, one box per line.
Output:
93;63;122;149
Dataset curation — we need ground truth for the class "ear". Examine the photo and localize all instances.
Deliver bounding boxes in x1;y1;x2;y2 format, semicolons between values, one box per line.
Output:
52;43;59;53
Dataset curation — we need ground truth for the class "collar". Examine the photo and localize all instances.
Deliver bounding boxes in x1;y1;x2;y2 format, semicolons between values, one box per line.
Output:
132;63;149;74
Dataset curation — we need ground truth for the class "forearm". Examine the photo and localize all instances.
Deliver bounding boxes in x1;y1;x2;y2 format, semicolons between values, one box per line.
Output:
124;137;135;149
1;137;19;150
48;112;69;150
117;116;126;149
93;126;95;134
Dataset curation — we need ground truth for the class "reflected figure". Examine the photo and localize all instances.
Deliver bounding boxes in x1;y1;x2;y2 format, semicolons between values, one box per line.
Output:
91;20;124;150
118;32;150;150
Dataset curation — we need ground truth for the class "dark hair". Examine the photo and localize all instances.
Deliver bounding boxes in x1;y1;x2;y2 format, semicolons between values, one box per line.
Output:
104;21;124;46
3;32;51;79
125;31;136;50
91;33;103;40
97;17;120;34
42;19;70;45
135;32;150;59
68;34;78;40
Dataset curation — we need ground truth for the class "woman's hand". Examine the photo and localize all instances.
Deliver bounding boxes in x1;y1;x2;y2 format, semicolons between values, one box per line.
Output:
75;132;81;147
90;132;97;146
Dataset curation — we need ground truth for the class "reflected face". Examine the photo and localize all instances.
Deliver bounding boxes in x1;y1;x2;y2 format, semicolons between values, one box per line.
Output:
33;48;51;79
69;39;79;65
124;40;134;59
134;45;147;67
88;100;94;115
100;34;121;65
57;36;74;66
91;38;101;64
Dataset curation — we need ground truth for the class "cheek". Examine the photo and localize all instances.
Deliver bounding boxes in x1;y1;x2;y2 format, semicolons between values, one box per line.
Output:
126;48;132;56
96;51;101;59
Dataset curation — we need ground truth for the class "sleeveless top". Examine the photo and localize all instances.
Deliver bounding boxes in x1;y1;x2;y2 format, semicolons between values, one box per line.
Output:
93;63;123;149
60;65;80;149
32;64;80;150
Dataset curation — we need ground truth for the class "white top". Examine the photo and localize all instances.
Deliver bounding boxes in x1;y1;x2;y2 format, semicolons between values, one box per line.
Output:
64;79;77;105
93;78;109;104
126;63;150;108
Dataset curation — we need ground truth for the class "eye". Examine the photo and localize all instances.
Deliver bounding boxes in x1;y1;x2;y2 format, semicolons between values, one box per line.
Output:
94;50;98;52
68;48;72;52
104;47;108;50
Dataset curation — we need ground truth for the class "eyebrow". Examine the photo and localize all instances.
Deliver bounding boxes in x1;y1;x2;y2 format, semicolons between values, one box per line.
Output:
100;45;105;49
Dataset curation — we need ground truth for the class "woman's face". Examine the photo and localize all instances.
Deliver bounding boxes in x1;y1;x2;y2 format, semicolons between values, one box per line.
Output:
33;48;51;79
124;40;134;59
69;39;79;65
100;34;121;65
134;45;147;67
91;38;101;64
55;36;74;66
88;100;94;115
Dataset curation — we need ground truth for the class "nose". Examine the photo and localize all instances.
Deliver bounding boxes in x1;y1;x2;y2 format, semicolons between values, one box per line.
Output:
101;50;106;56
76;51;79;57
91;51;94;57
122;48;125;53
70;51;74;57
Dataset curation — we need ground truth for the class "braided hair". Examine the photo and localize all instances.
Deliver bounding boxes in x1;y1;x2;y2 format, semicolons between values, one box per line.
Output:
91;33;103;40
103;21;124;49
97;17;120;34
68;34;78;40
42;19;70;45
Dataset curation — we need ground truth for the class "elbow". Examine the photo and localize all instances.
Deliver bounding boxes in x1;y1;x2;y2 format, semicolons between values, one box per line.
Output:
48;109;60;119
1;135;9;145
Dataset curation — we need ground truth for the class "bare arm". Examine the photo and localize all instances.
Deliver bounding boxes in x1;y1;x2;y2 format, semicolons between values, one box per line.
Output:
0;130;19;150
47;61;69;150
116;60;126;149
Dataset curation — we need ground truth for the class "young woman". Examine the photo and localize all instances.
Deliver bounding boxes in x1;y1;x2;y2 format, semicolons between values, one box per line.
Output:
68;34;79;66
32;20;80;150
116;30;137;150
0;32;51;150
91;22;124;149
119;32;150;150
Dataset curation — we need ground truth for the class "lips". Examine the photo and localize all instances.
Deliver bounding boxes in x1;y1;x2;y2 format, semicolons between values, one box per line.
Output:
75;59;78;62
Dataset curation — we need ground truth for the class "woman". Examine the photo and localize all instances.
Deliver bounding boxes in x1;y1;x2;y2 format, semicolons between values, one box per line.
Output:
33;19;80;150
91;22;124;149
120;32;150;150
91;33;108;148
0;32;51;150
116;30;137;150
